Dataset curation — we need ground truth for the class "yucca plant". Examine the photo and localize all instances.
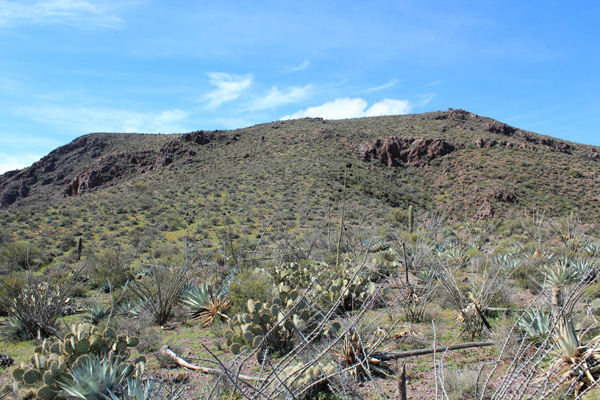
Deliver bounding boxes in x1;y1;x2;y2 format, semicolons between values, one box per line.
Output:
530;261;600;396
0;280;68;339
398;267;439;323
180;283;230;327
537;304;599;396
57;354;142;400
571;258;597;283
129;263;193;326
545;259;581;288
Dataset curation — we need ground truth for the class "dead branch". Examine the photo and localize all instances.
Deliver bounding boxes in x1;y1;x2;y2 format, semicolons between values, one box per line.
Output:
379;341;494;361
159;345;267;382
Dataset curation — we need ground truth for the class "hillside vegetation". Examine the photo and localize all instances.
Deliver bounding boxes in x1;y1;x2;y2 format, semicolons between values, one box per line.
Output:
0;110;599;399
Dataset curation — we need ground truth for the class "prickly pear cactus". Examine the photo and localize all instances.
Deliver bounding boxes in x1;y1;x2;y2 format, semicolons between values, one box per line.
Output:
274;359;338;399
225;286;340;361
224;298;294;360
10;322;144;399
312;264;377;312
270;261;326;288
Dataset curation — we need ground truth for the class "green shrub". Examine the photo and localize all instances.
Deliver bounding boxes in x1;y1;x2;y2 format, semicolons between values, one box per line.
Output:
0;241;42;270
88;249;133;290
228;269;275;314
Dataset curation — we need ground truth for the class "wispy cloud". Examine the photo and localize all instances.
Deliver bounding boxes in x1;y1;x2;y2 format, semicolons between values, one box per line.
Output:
414;93;435;107
0;152;42;174
247;85;313;111
203;72;253;110
0;0;130;28
282;98;412;120
0;134;59;148
0;75;21;91
289;60;310;72
18;105;191;133
213;117;254;130
426;80;445;87
365;79;399;93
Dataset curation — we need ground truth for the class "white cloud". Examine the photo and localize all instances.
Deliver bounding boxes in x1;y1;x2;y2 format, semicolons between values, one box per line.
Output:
18;106;191;133
281;98;412;120
364;98;412;116
204;72;253;110
0;152;42;174
0;0;129;28
154;109;189;126
247;85;313;111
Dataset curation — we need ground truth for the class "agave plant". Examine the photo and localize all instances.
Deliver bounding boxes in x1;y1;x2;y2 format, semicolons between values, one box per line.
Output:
518;308;551;338
331;329;392;381
0;317;33;342
57;354;143;400
105;378;185;400
88;304;112;325
180;283;230;327
433;242;472;268
570;258;597;283
115;301;143;318
583;240;600;257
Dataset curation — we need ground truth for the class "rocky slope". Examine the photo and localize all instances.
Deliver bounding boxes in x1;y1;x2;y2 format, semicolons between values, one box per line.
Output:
1;109;599;221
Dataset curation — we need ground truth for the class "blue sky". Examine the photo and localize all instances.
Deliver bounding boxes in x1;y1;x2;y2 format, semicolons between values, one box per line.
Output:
0;0;598;173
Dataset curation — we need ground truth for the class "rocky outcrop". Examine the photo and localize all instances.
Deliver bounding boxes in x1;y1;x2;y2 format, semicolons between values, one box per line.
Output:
539;138;572;154
474;197;495;219
475;137;498;149
492;191;518;204
430;109;479;121
0;180;29;207
484;122;517;136
359;137;456;167
62;130;236;197
64;151;155;196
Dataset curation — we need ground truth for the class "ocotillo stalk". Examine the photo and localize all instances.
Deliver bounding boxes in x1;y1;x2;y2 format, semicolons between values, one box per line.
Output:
336;163;351;267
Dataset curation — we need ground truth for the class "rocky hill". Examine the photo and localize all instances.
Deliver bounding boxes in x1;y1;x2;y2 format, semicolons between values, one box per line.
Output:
2;109;599;221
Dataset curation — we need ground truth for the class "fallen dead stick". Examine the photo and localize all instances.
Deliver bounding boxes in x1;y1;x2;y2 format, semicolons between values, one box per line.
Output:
161;341;494;380
159;345;268;382
379;341;494;361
